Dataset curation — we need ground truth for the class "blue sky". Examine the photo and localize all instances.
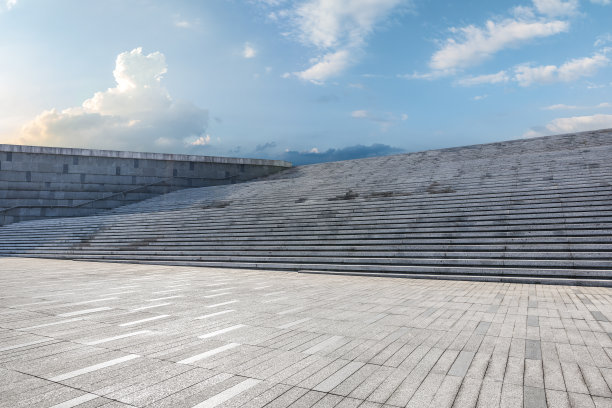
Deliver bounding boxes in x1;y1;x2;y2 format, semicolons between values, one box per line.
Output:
0;0;611;164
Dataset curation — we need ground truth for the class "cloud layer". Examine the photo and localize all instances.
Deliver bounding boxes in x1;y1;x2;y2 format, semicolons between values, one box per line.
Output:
282;143;403;165
17;48;209;152
430;18;569;72
265;0;408;83
525;114;612;137
456;52;609;86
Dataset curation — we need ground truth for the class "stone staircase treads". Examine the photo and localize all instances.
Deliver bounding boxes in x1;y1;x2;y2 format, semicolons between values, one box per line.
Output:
1;128;611;285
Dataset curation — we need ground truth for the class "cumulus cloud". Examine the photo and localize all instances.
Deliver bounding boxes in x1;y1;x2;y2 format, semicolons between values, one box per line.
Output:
456;70;510;86
16;48;209;152
190;135;211;146
295;49;351;83
281;143;403;165
532;0;579;16
456;53;609;87
262;0;409;83
595;33;612;47
515;53;609;86
429;18;569;72
243;43;257;58
3;0;17;10
406;0;578;80
524;114;612;137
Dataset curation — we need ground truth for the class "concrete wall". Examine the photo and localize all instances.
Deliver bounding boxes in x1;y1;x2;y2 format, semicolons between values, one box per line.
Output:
0;144;291;225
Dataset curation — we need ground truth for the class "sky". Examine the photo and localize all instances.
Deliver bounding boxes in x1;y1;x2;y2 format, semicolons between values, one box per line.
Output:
0;0;611;164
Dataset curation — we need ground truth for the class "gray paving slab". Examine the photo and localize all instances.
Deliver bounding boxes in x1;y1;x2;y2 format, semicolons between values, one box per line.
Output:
2;258;612;407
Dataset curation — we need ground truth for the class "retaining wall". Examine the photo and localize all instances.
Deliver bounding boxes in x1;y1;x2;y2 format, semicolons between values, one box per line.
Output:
0;144;291;225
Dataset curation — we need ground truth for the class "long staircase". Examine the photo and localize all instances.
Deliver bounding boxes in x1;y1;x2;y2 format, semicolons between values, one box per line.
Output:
1;129;611;285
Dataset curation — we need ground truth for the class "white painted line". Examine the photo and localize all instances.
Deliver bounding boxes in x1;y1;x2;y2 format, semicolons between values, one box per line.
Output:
85;330;151;345
58;307;112;317
198;324;246;340
195;310;235;320
203;292;231;299
192;378;261;408
20;318;82;330
203;283;228;287
254;285;271;290
303;335;344;355
278;318;312;329
277;307;304;315
50;354;140;382
66;297;118;306
147;295;182;302
177;343;240;364
207;287;236;292
119;315;169;327
131;303;172;312
0;338;52;352
48;393;99;408
207;300;238;308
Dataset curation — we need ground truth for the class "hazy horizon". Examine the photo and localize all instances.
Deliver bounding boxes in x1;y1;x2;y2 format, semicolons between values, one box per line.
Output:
1;0;611;164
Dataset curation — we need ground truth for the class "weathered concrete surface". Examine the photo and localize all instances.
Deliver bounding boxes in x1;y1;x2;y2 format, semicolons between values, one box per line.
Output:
0;129;610;285
2;257;612;407
0;144;291;225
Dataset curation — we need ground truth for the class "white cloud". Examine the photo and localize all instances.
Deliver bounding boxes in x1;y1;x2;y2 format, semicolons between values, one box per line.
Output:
543;102;612;110
595;33;612;47
590;0;611;4
532;0;579;17
515;53;609;86
189;134;211;146
173;15;201;29
430;18;569;71
350;109;402;130
473;94;488;100
4;0;17;10
293;0;405;49
17;47;209;152
524;114;612;137
351;109;368;118
544;103;580;110
294;49;351;83
264;0;408;83
456;70;510;86
243;43;257;58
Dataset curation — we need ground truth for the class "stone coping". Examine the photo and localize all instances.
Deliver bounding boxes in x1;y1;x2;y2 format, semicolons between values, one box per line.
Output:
0;144;292;167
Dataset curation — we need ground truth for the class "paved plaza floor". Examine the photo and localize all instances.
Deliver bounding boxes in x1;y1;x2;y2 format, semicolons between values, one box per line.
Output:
2;258;612;407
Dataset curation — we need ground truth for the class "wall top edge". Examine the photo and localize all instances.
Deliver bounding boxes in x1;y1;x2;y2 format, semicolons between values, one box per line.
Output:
0;144;292;168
